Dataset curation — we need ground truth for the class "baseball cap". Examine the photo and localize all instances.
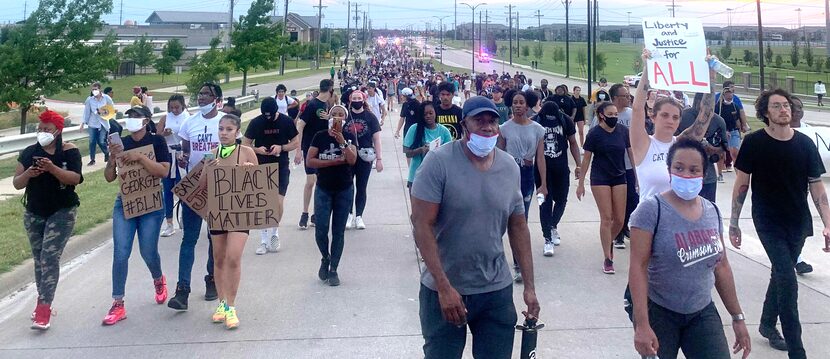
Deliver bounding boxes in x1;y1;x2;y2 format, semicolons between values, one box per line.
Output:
722;87;734;93
462;96;500;120
401;87;415;98
125;105;152;119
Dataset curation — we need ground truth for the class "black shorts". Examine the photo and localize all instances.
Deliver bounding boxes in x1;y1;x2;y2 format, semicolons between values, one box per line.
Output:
278;166;290;196
590;174;626;187
302;148;318;175
209;230;250;236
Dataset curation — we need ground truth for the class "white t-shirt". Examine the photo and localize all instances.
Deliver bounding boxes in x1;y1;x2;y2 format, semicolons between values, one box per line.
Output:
178;112;221;169
367;92;386;118
163;111;190;146
276;96;296;116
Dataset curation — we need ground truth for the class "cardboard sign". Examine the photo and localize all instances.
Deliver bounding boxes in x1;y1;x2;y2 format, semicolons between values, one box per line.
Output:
642;18;709;93
117;145;163;219
172;161;209;218
206;164;281;231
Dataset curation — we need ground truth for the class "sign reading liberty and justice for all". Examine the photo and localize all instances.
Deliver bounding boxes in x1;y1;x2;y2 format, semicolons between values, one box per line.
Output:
642;18;710;93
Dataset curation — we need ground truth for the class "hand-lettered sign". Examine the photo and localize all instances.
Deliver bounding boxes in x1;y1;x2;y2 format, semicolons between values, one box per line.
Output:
118;145;163;219
642;18;709;93
206;164;281;231
172;161;209;218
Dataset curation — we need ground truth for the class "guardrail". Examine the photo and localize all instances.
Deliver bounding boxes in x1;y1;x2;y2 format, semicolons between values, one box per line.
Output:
0;95;258;156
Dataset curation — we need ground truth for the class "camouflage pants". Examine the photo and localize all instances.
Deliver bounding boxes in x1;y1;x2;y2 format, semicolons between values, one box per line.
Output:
24;207;78;304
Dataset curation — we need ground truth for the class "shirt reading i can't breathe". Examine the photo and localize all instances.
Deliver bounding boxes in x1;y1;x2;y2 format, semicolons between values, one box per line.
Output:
434;104;463;140
411;141;524;295
629;195;724;314
178;112;220;169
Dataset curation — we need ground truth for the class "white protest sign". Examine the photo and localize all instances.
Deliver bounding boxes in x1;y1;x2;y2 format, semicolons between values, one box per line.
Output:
428;137;441;151
642;18;709;93
795;126;830;178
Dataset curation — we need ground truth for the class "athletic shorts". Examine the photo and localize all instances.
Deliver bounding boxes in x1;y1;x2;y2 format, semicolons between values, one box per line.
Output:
590;174;626;187
302;148;318;175
278;166;290;196
727;129;741;150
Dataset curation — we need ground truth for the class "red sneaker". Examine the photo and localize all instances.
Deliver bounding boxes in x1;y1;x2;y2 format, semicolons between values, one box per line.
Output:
31;303;52;330
102;301;126;326
154;275;168;304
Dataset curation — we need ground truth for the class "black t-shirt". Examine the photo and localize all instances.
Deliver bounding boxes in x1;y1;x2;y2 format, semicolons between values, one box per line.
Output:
572;95;588;122
18;143;84;217
676;108;728;185
538;88;554;100
300;98;329;150
534;112;576;172
434;104;463;140
715;100;741;131
310;130;358;192
287;97;300;119
546;95;577;119
345;110;381;149
244;113;299;166
734;130;825;236
122;131;171;164
583;125;630;181
400;99;420;138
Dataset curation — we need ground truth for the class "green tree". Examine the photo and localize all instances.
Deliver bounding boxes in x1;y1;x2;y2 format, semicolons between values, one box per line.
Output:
499;45;507;58
815;56;825;72
743;50;756;65
123;34;156;74
577;49;587;74
805;41;814;68
765;43;773;65
719;38;732;62
790;40;800;68
0;0;117;134
775;54;784;68
186;37;231;100
153;38;185;83
532;42;543;61
594;52;608;75
552;47;566;65
521;45;530;58
826;56;830;72
227;0;285;95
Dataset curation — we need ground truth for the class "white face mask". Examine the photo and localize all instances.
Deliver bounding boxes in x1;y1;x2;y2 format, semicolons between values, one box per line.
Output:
466;132;498;157
92;89;101;97
670;174;703;200
199;102;217;116
37;132;55;147
125;118;145;133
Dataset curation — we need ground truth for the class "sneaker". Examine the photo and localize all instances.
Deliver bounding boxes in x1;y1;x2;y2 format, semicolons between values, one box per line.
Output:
299;212;309;229
269;234;280;252
759;325;788;351
613;237;626;249
603;258;615;274
551;228;561;246
31;303;52;330
167;283;190;311
310;214;316;227
225;307;239;329
543;241;555;257
327;271;341;286
718;174;725;183
87;160;96;166
255;243;268;255
102;301;126;326
318;259;330;281
212;301;227;323
796;261;814;275
346;213;354;229
204;275;218;301
355;216;366;230
154;275;168;304
160;224;176;237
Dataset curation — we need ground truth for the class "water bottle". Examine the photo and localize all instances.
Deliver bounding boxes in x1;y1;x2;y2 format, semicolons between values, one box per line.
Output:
536;193;545;206
708;57;734;79
516;317;545;359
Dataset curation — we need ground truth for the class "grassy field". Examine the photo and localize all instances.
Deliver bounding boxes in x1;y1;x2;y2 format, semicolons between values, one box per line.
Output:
153;68;327;100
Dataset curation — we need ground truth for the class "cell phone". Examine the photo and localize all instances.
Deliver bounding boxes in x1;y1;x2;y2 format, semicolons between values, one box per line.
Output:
108;133;123;147
32;156;45;168
203;153;215;161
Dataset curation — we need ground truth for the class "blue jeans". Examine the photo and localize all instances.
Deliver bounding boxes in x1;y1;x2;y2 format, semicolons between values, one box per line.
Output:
111;197;164;299
87;127;109;161
314;185;354;270
419;284;517;359
162;154;182;220
178;203;214;287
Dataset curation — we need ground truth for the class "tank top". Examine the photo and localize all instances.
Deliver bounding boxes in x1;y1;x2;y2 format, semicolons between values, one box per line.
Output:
164;111;189;146
636;135;676;202
276;96;293;116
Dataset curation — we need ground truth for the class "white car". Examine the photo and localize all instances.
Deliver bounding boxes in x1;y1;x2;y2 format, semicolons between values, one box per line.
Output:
624;72;642;87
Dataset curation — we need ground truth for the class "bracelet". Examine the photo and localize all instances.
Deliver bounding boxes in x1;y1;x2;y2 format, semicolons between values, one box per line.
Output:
731;313;745;321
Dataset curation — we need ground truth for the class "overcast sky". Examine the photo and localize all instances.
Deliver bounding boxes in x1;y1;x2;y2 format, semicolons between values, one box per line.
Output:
3;0;828;30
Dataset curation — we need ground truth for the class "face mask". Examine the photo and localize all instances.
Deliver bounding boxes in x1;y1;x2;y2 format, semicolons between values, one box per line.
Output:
350;101;364;110
199;101;217;115
92;89;100;97
126;118;145;133
671;174;703;200
466;132;498;157
723;100;733;105
219;144;237;159
598;94;607;100
37;132;55;147
604;116;619;128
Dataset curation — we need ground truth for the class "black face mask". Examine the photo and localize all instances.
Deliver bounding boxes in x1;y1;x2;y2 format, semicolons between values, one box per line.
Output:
604;116;619;128
351;101;364;110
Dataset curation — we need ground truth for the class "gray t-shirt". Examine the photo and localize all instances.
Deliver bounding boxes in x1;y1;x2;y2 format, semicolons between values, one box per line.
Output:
412;141;524;295
629;195;724;314
500;119;546;163
591;107;633;169
677;109;728;185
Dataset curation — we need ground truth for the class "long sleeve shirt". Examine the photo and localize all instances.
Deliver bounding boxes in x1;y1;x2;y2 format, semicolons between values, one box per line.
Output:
83;94;113;130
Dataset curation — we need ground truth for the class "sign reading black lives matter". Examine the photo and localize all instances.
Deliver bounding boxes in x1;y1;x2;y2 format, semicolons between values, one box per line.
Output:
206;164;281;231
117;145;163;219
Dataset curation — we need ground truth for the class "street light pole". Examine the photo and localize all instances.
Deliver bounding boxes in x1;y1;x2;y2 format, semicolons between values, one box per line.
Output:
757;0;765;90
433;15;450;64
461;2;486;74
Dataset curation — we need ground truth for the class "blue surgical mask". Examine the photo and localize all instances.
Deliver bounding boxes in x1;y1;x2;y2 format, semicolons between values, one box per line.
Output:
670;174;703;200
466;133;498;157
199;101;216;116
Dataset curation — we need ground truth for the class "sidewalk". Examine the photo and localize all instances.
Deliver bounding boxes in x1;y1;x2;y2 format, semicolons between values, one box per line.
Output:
151;67;312;93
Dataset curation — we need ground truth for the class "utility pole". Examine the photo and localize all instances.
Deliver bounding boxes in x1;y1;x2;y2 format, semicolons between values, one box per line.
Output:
484;10;490;49
279;0;288;75
455;1;458;41
516;11;520;57
461;2;486;74
225;0;235;84
344;0;350;69
826;0;830;56
667;1;680;18
478;11;482;54
506;5;513;65
534;10;544;41
23;1;27;21
314;0;326;70
362;11;367;52
756;0;765;90
587;0;592;96
795;8;803;42
119;0;123;25
593;0;598;80
626;11;631;26
563;0;571;77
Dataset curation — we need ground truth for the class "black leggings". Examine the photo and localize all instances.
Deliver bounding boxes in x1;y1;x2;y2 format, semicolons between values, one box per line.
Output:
351;158;373;216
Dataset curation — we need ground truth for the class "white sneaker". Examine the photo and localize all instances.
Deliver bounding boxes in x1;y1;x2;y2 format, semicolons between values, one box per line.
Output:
269;234;280;252
551;228;561;246
160;224;176;237
255;243;268;255
346;214;354;229
543;242;555;257
355;216;366;230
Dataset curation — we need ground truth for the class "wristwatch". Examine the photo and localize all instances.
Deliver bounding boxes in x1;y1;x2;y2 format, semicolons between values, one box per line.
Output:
731;313;745;322
339;142;347;149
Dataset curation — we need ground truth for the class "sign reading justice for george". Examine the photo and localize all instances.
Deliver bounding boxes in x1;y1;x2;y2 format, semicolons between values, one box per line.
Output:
117;145;163;219
642;18;709;93
206;164;281;231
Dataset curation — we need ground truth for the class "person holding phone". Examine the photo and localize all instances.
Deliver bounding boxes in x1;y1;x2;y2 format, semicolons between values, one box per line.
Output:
13;111;83;330
157;94;190;237
101;105;171;326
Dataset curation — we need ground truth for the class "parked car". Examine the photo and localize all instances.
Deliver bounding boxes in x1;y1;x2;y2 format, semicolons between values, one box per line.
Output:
478;52;491;63
624;72;642;86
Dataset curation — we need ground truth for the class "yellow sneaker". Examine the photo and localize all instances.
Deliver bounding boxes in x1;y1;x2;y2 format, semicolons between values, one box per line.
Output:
212;302;226;323
225;307;239;329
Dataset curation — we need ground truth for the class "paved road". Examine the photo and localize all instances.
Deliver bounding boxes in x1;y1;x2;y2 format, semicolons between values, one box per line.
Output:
0;94;829;358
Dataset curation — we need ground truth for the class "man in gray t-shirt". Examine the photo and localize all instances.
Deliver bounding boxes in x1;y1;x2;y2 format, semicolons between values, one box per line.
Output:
411;96;540;359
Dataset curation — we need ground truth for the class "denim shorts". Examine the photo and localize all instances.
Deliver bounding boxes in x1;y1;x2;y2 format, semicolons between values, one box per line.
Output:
727;130;741;149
